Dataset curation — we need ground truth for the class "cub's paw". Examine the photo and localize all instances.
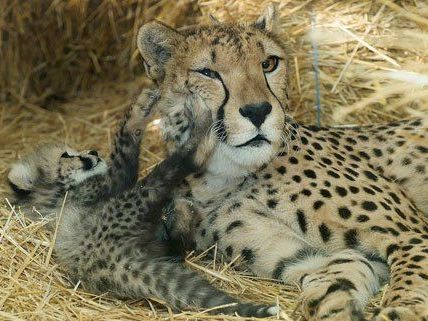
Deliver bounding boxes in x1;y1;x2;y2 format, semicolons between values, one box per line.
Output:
233;303;281;318
372;306;427;321
162;107;214;166
127;88;160;134
161;110;191;149
134;88;160;118
165;198;200;252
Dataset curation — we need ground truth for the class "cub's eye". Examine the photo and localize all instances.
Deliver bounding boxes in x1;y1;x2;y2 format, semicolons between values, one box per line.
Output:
196;68;219;79
262;56;279;73
61;152;72;158
88;150;98;157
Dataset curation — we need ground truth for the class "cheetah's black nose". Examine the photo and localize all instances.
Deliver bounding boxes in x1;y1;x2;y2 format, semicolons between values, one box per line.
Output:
239;102;272;128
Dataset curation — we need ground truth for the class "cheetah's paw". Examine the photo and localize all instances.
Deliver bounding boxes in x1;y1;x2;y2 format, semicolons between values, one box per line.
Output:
300;282;365;321
373;306;428;321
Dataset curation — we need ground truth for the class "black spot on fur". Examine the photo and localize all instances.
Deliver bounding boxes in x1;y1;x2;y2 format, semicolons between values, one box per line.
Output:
313;200;324;210
226;220;243;233
344;229;359;248
296;209;307;233
357;215;370;222
318;223;331;242
320;189;332;198
338;207;352;219
327;170;340;179
276;166;286;174
362;201;377;211
303;169;317;179
241;248;255;264
267;199;278;209
335;186;347;197
386;244;399;258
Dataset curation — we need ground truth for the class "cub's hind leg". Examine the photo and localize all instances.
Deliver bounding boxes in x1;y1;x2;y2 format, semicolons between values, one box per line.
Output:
83;237;277;317
373;233;428;321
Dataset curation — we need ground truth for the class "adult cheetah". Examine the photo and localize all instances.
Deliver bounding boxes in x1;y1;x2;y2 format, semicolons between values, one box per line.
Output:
137;5;428;321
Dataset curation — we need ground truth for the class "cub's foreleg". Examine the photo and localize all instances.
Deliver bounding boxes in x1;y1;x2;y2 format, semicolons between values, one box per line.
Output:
74;89;159;204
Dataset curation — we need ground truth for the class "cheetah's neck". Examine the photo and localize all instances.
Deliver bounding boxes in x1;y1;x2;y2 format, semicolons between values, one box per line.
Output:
188;143;262;203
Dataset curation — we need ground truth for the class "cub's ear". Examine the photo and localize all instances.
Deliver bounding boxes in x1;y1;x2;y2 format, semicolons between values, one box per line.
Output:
8;162;36;196
252;3;279;33
137;21;184;81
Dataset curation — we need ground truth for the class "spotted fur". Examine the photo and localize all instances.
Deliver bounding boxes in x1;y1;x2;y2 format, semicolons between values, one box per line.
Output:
8;88;278;317
136;5;428;321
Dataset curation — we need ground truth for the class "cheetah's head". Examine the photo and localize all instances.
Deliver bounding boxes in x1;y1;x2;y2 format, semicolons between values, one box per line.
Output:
8;143;107;204
138;5;289;178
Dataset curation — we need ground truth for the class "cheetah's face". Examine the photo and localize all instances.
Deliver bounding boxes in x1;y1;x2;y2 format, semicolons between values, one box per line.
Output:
138;5;289;174
8;143;107;197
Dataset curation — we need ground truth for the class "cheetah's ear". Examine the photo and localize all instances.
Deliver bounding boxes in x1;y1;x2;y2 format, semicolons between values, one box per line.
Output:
137;21;184;82
252;3;279;33
8;162;36;196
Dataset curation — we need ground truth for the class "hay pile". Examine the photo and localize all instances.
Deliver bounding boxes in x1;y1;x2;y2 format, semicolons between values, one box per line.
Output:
0;0;195;106
1;0;428;320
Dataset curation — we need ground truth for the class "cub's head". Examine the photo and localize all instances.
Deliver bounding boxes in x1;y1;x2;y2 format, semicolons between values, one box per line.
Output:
8;143;107;205
138;5;290;177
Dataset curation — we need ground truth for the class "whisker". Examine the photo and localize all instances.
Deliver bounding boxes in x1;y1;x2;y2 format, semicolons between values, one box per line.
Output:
289;117;303;155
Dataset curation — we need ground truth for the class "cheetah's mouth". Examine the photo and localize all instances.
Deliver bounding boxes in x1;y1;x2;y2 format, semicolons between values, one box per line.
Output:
235;134;270;148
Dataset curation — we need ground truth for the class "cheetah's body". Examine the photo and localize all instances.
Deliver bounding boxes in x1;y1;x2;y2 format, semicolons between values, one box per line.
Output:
140;13;428;318
179;115;427;260
171;117;428;320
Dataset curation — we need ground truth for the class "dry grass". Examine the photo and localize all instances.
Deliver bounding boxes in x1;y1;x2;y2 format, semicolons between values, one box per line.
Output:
0;0;195;105
1;0;428;320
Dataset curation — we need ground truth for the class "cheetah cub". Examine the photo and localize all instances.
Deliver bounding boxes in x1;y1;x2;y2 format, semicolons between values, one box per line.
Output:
8;89;278;317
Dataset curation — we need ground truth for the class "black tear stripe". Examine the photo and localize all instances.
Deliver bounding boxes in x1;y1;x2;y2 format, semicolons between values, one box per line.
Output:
263;72;285;111
215;76;229;142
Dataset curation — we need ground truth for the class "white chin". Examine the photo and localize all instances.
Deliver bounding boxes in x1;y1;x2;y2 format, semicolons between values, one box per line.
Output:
227;142;275;167
206;141;275;178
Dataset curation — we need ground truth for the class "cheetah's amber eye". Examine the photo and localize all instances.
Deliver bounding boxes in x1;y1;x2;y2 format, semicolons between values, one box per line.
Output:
262;56;279;73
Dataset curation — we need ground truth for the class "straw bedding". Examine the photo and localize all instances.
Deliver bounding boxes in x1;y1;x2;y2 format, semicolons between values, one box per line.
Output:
0;0;195;105
1;0;428;320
